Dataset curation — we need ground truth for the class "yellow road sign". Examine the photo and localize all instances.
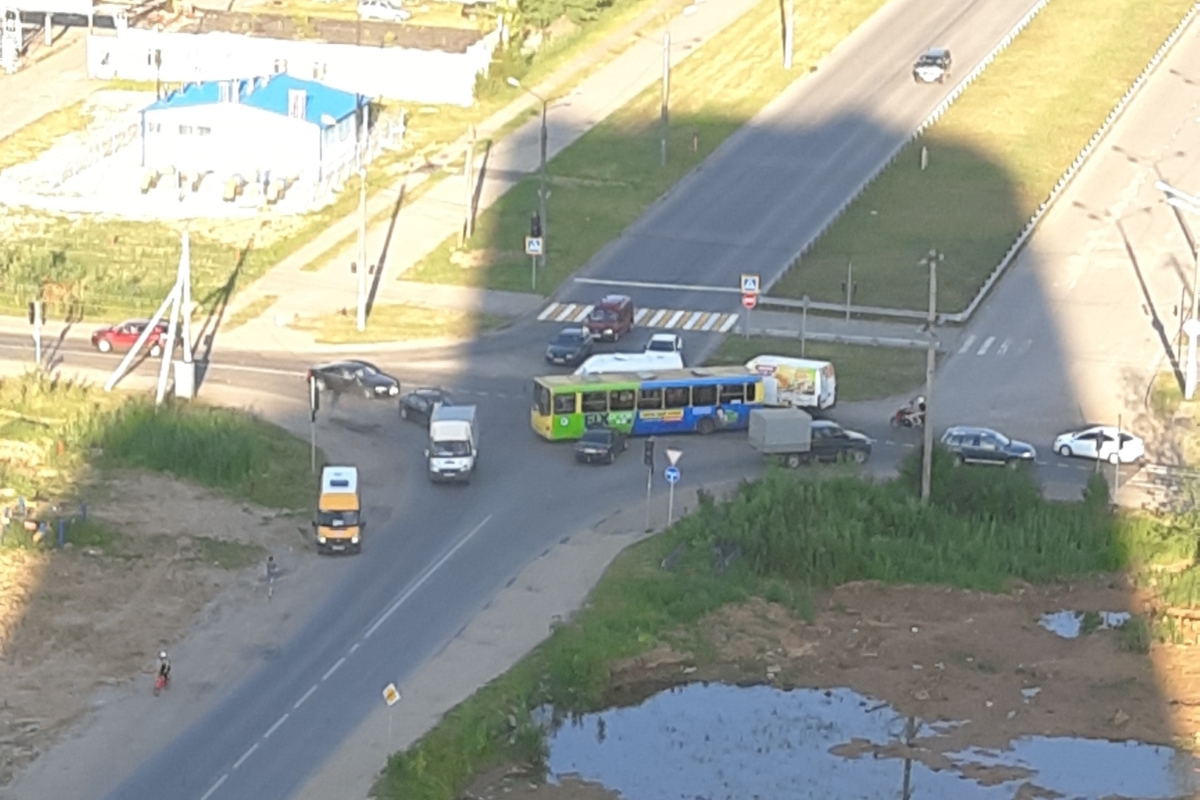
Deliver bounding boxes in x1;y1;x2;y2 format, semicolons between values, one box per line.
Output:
383;683;401;707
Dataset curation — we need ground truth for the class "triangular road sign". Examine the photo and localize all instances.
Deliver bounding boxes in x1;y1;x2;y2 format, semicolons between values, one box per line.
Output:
665;447;683;466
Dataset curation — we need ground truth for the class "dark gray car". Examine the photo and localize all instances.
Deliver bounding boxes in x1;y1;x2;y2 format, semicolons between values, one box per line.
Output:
810;420;873;463
940;425;1036;467
546;327;595;367
308;360;400;400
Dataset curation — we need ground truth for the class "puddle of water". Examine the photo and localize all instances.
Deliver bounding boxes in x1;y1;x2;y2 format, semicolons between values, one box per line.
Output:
546;683;1197;800
1039;610;1131;639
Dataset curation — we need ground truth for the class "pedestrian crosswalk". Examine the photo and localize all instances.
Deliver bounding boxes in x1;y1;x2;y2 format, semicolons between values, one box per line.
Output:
537;302;741;333
955;333;1034;359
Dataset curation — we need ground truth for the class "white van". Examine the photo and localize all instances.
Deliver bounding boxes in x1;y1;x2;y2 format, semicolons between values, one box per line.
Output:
746;355;837;410
574;351;684;376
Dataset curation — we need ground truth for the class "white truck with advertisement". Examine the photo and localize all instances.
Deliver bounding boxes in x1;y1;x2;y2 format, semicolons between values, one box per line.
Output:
426;405;479;483
746;355;837;410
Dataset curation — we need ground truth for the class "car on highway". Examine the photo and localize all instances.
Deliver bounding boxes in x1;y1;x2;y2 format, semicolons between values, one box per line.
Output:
574;427;628;465
585;294;634;341
358;0;411;22
545;327;594;367
1053;425;1145;464
810;420;873;463
645;332;683;357
91;319;171;357
913;47;952;84
307;360;400;400
940;425;1036;467
399;387;454;426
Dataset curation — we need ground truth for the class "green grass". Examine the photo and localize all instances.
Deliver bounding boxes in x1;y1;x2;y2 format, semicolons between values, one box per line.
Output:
0;99;91;172
404;0;891;293
222;294;279;331
706;336;927;402
190;536;266;569
774;0;1197;311
290;303;509;343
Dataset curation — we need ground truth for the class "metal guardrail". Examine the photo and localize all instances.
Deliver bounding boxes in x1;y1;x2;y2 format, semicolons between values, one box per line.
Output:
756;327;944;352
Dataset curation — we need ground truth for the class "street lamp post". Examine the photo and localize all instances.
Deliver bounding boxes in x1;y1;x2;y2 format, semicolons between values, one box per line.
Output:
1155;180;1200;399
918;248;943;504
508;77;548;277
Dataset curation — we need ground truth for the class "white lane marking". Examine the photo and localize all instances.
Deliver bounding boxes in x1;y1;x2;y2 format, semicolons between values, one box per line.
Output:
997;337;1012;356
699;313;719;332
575;277;742;294
647;310;667;327
664;310;686;328
349;642;361;655
537;304;559;321
200;774;228;800
958;334;977;354
634;308;650;323
294;685;318;709
264;713;289;739
718;315;739;333
554;304;577;323
233;743;259;770
573;305;594;323
1017;339;1033;355
322;657;346;681
976;336;995;356
681;311;703;331
364;515;493;640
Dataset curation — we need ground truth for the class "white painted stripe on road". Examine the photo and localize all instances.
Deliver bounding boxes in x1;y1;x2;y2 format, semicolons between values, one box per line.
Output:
575;304;594;322
634;308;650;324
681;311;703;330
958;335;976;354
664;310;686;328
199;774;228;800
322;657;346;681
1017;339;1033;355
537;304;559;321
264;713;289;739
364;515;493;640
294;685;318;709
554;304;577;323
233;743;259;770
575;277;742;294
997;337;1012;356
718;315;739;333
976;336;996;356
647;310;668;327
349;642;361;654
699;313;719;332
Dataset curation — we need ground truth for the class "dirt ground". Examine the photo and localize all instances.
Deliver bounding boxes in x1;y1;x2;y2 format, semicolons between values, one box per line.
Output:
467;579;1200;800
0;471;309;788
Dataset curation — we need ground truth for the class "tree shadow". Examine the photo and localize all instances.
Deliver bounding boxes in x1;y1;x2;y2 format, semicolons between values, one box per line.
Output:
189;238;251;392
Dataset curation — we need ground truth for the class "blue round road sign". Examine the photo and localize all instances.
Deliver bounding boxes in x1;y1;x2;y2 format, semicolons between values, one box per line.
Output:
664;465;680;484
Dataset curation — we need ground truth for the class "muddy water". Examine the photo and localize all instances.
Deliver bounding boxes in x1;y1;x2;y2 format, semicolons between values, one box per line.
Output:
546;683;1198;799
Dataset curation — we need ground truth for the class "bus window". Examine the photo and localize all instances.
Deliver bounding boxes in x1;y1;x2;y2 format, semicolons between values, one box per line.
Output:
692;384;717;407
553;393;577;415
582;391;608;413
610;389;636;411
638;387;663;409
664;386;690;409
534;382;551;416
718;383;746;404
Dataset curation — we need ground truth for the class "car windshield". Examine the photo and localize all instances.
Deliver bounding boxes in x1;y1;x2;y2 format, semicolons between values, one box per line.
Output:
317;510;360;527
553;332;583;346
580;430;611;445
647;339;673;352
991;432;1011;446
355;365;378;377
589;308;619;322
433;440;471;457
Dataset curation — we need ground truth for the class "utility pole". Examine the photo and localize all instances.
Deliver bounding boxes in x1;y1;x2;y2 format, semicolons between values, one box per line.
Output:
660;32;670;167
462;124;476;245
783;0;795;69
356;101;368;332
919;249;942;504
508;78;551;282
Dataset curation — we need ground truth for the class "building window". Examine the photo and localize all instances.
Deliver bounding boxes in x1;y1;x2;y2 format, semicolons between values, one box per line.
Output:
273;58;287;74
197;126;212;136
178;125;193;135
312;62;326;80
146;122;161;133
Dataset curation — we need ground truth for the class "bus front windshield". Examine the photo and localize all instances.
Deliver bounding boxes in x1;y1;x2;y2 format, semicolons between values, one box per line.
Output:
534;382;551;416
318;510;360;528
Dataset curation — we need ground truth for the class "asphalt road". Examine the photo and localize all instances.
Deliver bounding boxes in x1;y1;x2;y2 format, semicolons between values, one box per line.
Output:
552;0;1046;314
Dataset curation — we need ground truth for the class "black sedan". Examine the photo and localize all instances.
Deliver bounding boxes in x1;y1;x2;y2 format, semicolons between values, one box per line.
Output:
574;427;628;465
307;360;400;400
546;327;595;367
399;387;453;425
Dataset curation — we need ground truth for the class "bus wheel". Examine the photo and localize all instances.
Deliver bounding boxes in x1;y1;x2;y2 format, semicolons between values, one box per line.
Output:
697;417;716;435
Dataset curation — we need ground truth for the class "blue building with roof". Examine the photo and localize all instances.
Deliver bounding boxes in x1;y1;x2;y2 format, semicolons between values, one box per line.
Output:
139;74;366;186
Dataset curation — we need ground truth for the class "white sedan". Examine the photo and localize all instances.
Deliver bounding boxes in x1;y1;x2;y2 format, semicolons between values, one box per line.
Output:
1053;426;1145;464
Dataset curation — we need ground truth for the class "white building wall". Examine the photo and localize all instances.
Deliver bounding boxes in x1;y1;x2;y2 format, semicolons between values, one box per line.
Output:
89;27;500;106
142;103;322;180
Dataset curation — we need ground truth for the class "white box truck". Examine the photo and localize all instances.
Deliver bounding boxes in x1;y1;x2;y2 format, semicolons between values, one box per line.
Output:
746;355;837;410
426;405;479;483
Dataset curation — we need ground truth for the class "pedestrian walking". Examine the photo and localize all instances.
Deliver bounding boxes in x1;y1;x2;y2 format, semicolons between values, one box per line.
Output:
266;555;278;599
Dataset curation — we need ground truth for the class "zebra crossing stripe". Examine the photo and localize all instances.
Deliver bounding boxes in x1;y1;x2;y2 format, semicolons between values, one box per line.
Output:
648;309;668;327
634;308;650;324
958;334;976;354
718;314;739;333
537;304;559;321
996;337;1011;356
698;313;718;331
681;311;703;331
976;336;995;356
664;310;686;328
555;304;577;323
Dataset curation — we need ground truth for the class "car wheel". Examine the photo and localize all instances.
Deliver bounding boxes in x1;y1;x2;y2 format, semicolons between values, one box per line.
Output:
697;417;716;435
953;454;964;467
149;344;162;357
1058;444;1072;458
852;450;867;464
785;454;802;469
96;339;112;353
606;452;615;465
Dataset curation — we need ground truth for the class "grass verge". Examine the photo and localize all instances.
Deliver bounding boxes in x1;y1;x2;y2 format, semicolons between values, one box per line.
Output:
705;335;926;402
222;295;280;331
773;0;1197;311
374;455;1178;800
290;303;509;344
404;0;890;293
0;100;91;173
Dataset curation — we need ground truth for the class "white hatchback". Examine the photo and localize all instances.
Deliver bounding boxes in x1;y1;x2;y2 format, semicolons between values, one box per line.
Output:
358;0;411;22
1053;425;1145;464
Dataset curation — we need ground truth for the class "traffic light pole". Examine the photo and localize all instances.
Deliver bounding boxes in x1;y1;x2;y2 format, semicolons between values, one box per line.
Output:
644;437;655;532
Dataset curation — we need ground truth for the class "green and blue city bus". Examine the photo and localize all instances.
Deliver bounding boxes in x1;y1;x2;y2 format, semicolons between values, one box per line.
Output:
531;366;765;440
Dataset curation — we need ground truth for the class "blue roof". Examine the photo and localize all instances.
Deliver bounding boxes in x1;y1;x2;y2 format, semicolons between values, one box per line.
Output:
143;74;361;126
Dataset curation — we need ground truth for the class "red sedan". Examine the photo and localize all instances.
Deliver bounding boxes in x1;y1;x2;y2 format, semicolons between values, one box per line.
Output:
91;319;170;356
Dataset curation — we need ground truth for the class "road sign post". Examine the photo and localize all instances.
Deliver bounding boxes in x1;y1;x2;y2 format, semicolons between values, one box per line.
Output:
383;682;401;738
308;375;321;473
644;437;655;532
664;447;682;527
740;275;760;340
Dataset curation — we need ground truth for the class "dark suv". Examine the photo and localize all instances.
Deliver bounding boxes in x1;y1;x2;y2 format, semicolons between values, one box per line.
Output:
809;421;872;464
940;425;1036;467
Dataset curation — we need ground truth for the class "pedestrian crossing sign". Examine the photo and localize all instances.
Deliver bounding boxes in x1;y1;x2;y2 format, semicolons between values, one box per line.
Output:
525;237;544;256
741;274;760;294
383;683;401;706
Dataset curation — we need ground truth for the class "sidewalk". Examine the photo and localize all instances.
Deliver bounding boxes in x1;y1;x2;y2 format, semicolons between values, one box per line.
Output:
221;0;763;353
0;30;102;142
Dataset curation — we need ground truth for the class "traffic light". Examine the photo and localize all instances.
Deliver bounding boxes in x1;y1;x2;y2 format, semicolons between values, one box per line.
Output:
307;373;320;422
644;437;655;469
27;302;35;325
530;212;542;239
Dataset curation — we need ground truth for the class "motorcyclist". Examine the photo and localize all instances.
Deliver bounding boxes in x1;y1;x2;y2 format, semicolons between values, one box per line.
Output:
912;396;926;426
158;651;171;683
